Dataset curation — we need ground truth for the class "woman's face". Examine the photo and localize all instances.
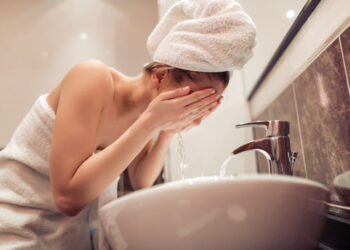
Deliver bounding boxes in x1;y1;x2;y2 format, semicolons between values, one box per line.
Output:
159;72;226;127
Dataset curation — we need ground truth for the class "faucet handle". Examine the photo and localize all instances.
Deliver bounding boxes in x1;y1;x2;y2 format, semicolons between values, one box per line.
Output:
235;120;290;137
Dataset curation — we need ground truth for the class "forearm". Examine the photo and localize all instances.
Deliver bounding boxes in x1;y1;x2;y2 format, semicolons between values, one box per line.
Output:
66;114;157;212
131;131;174;189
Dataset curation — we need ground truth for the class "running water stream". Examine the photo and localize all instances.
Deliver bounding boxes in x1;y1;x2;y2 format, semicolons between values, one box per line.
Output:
219;154;234;177
177;132;188;180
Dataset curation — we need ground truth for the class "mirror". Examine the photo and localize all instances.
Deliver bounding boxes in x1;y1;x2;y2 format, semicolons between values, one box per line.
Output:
237;0;319;99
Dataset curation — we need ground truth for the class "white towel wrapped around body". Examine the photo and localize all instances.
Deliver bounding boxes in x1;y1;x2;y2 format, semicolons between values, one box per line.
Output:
0;93;119;250
147;0;257;73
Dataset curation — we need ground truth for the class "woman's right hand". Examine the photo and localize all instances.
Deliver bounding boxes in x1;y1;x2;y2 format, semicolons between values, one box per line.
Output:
141;86;221;132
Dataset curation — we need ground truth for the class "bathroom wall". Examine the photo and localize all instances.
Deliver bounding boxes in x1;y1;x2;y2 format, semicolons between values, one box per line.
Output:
250;0;350;219
0;0;158;147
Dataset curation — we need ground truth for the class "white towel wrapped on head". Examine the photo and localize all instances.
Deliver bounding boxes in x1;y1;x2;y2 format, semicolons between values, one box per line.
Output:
147;0;257;73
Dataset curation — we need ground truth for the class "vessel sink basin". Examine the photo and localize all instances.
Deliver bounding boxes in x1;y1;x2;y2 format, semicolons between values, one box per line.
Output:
99;174;329;250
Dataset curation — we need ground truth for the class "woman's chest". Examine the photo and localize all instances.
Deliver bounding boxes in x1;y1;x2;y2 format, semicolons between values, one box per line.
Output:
95;109;137;150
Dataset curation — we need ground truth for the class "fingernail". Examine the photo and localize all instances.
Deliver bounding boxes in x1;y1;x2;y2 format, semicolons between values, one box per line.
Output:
210;89;216;94
183;86;190;91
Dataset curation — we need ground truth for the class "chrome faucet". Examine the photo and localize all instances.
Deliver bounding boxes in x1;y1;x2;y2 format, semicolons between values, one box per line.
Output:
232;120;298;175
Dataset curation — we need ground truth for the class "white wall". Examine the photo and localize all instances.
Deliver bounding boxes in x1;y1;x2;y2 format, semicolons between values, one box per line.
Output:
250;0;350;118
0;0;158;146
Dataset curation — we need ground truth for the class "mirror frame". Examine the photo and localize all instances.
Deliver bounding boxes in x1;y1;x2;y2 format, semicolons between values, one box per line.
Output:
247;0;321;100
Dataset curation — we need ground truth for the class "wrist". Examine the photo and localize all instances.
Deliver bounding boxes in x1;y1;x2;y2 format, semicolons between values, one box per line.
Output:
139;112;160;136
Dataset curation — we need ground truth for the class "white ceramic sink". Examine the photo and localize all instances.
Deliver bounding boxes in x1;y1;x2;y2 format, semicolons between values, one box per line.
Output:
99;174;329;250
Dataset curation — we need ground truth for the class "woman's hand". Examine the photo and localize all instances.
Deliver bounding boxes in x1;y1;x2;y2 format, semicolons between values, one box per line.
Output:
141;86;222;133
165;95;223;134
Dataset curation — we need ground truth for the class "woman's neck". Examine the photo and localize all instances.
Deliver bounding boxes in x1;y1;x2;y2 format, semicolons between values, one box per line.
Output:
111;69;154;118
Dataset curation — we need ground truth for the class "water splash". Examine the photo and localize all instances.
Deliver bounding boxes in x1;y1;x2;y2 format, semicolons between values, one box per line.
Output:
219;155;234;177
177;132;188;180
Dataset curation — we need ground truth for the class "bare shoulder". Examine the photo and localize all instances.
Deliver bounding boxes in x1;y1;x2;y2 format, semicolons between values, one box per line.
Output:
47;59;114;113
63;59;113;91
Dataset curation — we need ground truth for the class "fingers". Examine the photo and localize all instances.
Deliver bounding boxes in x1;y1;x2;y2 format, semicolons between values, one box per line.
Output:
198;106;217;122
184;96;223;126
184;93;221;115
154;86;222;132
186;100;219;123
158;86;191;100
191;95;221;116
174;99;221;133
176;88;216;106
201;96;222;119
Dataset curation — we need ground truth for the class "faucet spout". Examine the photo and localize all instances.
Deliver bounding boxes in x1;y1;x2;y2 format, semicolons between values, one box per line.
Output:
233;136;295;175
233;138;273;160
233;138;274;174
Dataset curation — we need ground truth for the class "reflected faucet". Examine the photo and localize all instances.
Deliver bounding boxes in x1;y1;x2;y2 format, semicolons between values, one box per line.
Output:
232;121;298;175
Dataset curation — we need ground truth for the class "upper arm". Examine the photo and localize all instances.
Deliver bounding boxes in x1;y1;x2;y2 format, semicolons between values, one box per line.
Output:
49;59;112;208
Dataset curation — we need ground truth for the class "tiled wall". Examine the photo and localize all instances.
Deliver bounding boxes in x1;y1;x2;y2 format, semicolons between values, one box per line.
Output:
253;26;350;219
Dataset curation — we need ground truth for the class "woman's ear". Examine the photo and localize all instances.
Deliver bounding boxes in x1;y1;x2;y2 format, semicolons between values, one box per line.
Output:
150;69;168;91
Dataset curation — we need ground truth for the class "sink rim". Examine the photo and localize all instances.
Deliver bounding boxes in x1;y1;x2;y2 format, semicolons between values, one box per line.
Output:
114;174;329;203
176;174;329;191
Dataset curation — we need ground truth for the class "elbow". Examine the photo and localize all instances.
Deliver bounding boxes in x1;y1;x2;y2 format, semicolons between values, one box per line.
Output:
54;195;83;217
128;169;154;191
